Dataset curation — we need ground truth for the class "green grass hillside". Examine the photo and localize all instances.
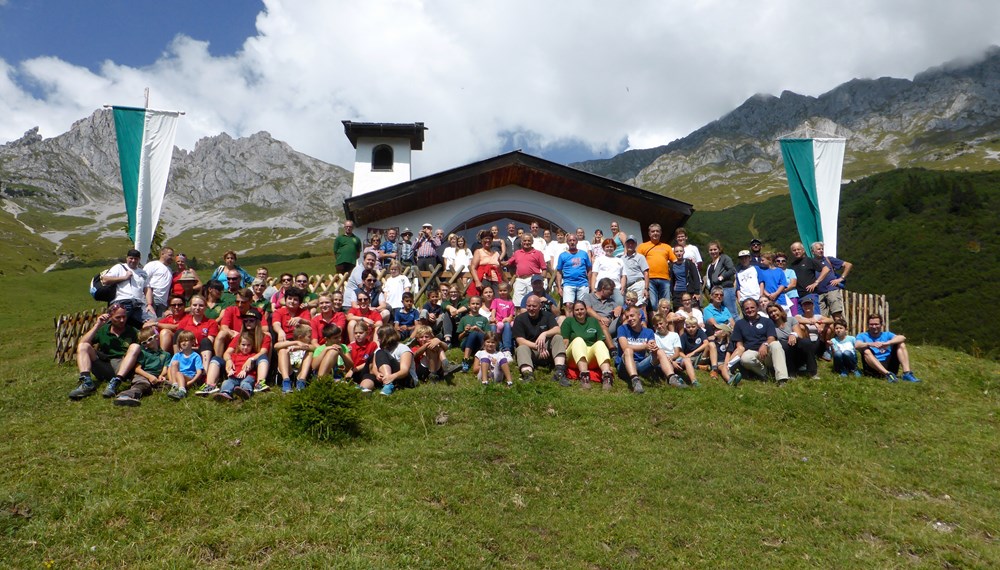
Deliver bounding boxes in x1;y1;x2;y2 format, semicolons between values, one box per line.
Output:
687;168;1000;360
2;263;999;567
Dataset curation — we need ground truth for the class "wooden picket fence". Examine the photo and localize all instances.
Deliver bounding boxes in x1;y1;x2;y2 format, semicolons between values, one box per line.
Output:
842;290;889;335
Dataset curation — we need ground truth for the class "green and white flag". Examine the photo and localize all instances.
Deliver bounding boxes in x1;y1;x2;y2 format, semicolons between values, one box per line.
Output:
112;106;181;260
779;138;846;256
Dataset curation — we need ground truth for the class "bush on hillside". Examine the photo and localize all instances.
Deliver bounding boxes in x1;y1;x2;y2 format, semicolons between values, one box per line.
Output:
286;376;365;443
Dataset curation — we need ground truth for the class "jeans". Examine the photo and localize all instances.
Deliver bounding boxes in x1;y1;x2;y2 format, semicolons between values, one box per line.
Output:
461;330;485;353
832;350;858;373
497;322;514;351
648;279;670;311
221;376;255;396
722;287;738;320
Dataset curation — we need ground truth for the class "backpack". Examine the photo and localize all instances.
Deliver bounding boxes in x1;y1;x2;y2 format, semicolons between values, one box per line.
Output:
89;264;124;303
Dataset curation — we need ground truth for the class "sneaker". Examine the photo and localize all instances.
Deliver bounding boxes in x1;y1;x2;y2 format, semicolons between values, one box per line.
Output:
380;383;395;396
212;391;233;402
853;370;862;377
631;376;645;394
667;374;685;388
168;388;187;400
580;375;591;389
114;394;140;407
68;379;97;400
727;370;742;387
254;382;270;393
427;372;441;383
360;387;372;394
886;373;898;383
296;379;307;391
462;359;471;373
554;370;570;387
602;371;614;391
901;371;921;383
443;362;464;377
281;379;292;394
820;350;832;361
102;377;122;398
196;384;219;396
233;387;252;400
691;380;700;388
709;370;720;381
839;372;848;377
520;369;535;383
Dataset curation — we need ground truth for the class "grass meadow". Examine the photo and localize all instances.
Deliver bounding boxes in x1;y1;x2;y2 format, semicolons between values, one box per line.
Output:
2;259;999;568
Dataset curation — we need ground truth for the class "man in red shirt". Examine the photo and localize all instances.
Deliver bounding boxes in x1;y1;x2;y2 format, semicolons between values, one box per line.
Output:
505;234;547;306
215;288;254;356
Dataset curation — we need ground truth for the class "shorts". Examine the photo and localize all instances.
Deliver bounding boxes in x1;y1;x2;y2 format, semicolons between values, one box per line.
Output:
862;348;900;376
561;284;589;305
820;289;844;316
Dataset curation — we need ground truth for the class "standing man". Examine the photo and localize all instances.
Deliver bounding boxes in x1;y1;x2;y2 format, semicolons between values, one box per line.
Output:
855;313;920;383
811;241;852;320
622;235;650;307
555;233;592;315
414;223;441;272
731;298;788;383
334;220;363;275
788;242;828;312
397;228;415;267
506;234;547;306
636;224;677;312
674;227;703;272
103;248;153;330
143;246;174;317
748;238;764;267
735;250;763;309
378;227;398;269
503;222;520;271
529;221;546;251
512;294;567;384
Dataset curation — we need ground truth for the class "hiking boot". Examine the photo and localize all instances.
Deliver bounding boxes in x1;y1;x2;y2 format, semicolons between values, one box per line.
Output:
114;394;140;407
196;384;219;396
886;373;898;383
213;391;233;402
167;387;187;400
901;371;921;383
102;376;122;398
602;371;614;391
69;378;97;400
580;374;591;389
727;370;742;387
443;362;464;377
233;387;251;400
709;369;720;381
631;376;644;394
554;370;570;387
520;369;534;383
667;374;686;388
427;372;441;383
380;383;395;396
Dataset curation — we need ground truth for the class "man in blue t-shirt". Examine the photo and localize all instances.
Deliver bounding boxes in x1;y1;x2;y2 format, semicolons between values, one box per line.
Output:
731;298;788;383
811;241;852;320
616;305;660;394
855;313;920;383
556;234;592;316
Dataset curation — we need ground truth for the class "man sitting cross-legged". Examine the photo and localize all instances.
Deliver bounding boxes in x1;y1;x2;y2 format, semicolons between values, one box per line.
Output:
511;294;567;384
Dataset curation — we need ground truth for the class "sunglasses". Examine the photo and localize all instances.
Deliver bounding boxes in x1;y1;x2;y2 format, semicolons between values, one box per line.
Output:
170;302;185;307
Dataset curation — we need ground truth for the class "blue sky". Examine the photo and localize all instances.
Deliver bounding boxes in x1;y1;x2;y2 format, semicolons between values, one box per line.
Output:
0;1;998;174
0;0;260;70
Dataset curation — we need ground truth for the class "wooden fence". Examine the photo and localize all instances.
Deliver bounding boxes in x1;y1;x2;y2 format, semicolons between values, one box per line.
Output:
841;290;889;335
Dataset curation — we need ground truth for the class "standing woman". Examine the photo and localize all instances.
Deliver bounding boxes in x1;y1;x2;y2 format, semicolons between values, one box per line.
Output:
489;225;507;261
442;234;460;272
452;235;473;276
703;240;737;317
470;229;503;296
209;250;252;287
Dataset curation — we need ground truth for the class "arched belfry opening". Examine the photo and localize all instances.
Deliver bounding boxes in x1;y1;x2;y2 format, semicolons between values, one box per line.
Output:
372;144;393;171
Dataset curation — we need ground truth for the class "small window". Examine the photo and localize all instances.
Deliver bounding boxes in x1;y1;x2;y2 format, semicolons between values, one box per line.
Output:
372;145;393;171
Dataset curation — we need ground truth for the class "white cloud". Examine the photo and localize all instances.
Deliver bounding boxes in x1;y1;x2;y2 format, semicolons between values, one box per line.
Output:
1;0;999;175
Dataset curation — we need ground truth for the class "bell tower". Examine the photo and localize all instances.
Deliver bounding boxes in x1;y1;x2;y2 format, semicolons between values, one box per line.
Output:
342;121;426;197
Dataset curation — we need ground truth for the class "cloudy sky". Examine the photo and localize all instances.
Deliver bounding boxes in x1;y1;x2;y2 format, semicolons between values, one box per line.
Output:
1;0;998;176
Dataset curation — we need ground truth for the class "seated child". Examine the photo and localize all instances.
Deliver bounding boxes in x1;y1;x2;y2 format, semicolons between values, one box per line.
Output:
709;325;742;386
829;318;860;376
457;296;490;371
313;323;353;379
114;327;170;407
473;331;513;386
167;330;205;400
651;314;696;387
348;321;379;390
419;288;445;338
214;332;261;402
275;324;314;393
490;282;517;351
392;291;419;340
411;324;450;382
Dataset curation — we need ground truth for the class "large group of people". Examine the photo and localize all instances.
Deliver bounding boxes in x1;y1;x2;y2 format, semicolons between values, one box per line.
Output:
69;219;922;406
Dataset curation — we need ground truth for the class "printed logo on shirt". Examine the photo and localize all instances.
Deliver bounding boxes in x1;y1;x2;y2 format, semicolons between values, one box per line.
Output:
755;323;764;329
